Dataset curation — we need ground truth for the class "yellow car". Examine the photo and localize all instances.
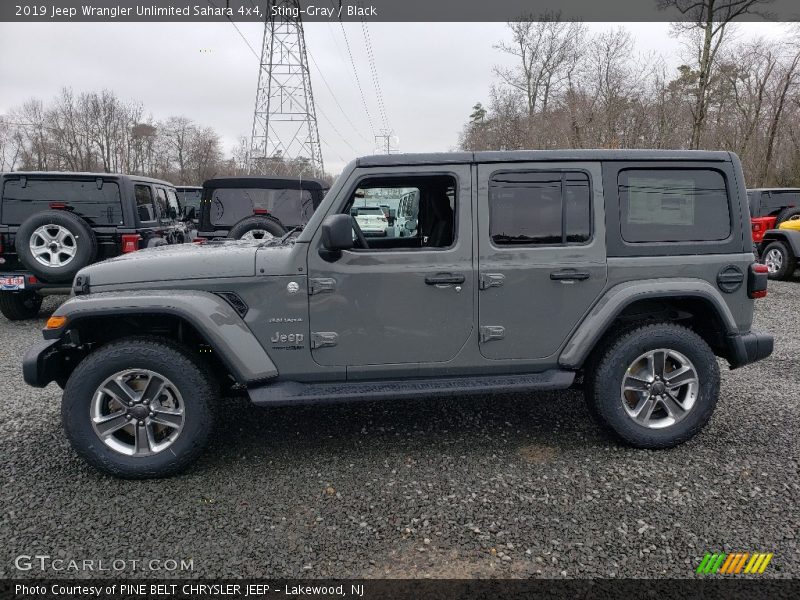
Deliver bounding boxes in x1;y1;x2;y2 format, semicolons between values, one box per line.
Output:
779;217;800;232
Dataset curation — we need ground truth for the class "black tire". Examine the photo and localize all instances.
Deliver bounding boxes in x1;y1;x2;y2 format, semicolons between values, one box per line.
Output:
15;210;97;283
761;240;796;281
774;207;800;227
0;291;43;320
584;323;719;449
227;215;286;241
62;337;215;479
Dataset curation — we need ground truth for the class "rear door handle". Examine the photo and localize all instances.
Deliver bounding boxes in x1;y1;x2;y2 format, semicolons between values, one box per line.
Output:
550;270;591;281
425;273;466;285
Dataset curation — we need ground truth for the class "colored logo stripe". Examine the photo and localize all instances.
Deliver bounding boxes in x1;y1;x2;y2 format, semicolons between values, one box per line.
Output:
697;552;773;574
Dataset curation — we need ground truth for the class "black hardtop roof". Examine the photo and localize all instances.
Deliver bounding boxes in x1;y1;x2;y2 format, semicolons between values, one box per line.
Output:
356;150;733;167
1;171;176;187
203;176;325;190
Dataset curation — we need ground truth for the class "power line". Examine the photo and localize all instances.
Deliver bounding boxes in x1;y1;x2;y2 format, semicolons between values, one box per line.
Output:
329;0;376;137
306;49;372;148
359;17;389;132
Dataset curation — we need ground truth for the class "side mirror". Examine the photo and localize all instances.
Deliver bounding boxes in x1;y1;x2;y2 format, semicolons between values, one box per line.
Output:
404;219;417;232
321;214;354;251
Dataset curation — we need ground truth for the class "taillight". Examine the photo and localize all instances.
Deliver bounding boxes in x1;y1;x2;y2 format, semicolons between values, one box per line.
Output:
121;234;141;253
192;237;207;244
749;263;768;299
27;275;38;285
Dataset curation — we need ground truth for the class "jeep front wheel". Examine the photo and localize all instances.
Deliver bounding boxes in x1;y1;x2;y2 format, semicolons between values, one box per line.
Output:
62;338;214;478
585;324;719;449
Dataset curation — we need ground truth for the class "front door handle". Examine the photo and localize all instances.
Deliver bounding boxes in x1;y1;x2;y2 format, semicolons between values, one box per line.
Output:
425;273;466;285
550;270;591;281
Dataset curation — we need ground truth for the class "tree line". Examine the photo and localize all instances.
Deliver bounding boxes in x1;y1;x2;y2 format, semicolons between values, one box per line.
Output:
460;1;800;187
0;88;322;184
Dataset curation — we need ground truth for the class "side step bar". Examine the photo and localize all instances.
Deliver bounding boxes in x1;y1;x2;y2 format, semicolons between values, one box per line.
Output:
248;370;575;407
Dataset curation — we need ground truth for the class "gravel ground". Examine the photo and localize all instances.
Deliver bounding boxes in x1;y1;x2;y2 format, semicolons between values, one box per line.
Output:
1;284;798;580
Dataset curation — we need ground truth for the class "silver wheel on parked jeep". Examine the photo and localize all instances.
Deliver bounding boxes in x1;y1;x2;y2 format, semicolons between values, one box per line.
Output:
585;323;719;449
239;229;275;241
62;338;214;478
90;368;185;457
621;348;699;429
29;224;78;267
763;247;783;274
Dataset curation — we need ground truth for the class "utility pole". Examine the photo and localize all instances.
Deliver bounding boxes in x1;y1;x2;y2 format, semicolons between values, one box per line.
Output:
249;1;324;177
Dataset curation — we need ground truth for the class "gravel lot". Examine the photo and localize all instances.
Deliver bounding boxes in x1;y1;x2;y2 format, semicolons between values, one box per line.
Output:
1;282;798;579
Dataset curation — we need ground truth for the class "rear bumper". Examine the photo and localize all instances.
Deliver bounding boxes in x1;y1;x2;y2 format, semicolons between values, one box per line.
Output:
22;338;62;388
728;330;774;369
0;271;71;294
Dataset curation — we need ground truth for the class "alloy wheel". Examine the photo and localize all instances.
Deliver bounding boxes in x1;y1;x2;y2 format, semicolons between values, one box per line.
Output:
90;369;185;457
29;224;77;267
620;348;699;429
764;248;783;274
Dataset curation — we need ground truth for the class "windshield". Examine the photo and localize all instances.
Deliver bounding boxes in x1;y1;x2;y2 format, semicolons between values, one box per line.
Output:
177;189;202;210
208;187;315;228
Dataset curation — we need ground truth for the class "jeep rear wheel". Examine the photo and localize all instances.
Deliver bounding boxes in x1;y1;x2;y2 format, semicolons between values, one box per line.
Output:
15;210;97;283
585;324;719;449
0;291;43;320
62;338;214;478
761;241;796;280
227;215;286;241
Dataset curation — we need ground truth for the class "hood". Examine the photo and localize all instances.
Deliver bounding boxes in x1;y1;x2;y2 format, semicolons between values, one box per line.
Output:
79;241;260;287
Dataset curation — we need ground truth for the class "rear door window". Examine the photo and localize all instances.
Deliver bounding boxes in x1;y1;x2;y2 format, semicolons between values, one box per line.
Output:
154;187;170;219
618;169;731;242
134;185;157;222
1;177;123;225
489;171;591;246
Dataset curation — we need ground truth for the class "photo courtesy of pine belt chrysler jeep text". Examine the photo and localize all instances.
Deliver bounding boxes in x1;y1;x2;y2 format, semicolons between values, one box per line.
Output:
22;150;773;478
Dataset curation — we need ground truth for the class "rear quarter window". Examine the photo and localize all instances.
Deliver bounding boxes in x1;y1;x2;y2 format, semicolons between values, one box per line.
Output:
618;169;731;243
1;178;123;226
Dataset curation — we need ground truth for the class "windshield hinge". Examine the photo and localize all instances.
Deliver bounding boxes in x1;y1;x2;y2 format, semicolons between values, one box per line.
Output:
308;277;336;295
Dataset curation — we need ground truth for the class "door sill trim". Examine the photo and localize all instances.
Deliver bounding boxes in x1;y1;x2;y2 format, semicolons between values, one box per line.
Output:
248;370;575;406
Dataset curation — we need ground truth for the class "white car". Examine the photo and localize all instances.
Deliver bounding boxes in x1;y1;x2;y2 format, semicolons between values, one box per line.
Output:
353;206;388;236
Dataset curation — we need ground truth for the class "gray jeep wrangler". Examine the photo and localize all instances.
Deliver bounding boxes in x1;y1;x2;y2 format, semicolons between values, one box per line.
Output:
23;150;773;478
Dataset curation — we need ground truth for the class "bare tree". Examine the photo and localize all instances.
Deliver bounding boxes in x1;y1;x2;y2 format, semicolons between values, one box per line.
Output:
661;0;773;148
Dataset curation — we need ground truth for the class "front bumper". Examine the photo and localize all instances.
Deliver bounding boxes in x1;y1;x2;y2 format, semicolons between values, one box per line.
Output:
728;330;774;369
22;338;62;387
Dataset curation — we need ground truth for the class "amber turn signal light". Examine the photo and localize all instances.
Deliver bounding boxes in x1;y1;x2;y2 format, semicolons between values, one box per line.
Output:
45;316;67;329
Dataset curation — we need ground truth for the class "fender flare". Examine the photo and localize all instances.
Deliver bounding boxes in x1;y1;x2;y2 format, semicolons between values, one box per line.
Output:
47;290;278;384
558;279;740;369
761;229;800;256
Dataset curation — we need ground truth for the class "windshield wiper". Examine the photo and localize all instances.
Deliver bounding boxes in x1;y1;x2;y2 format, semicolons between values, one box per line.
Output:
279;225;303;244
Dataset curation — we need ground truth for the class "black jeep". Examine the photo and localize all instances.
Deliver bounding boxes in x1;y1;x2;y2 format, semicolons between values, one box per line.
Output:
197;176;326;241
0;172;191;320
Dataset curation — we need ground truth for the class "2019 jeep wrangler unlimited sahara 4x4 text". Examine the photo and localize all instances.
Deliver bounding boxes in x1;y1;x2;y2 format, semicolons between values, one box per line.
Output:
23;150;772;478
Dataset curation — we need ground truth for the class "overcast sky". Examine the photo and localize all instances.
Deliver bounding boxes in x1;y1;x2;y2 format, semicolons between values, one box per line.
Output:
0;21;787;175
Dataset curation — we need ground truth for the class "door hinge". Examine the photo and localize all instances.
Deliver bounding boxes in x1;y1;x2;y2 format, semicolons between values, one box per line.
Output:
479;273;505;290
480;325;505;343
308;277;337;295
311;331;339;349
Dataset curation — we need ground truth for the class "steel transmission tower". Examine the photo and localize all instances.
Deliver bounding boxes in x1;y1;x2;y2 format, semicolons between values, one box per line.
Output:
249;1;323;176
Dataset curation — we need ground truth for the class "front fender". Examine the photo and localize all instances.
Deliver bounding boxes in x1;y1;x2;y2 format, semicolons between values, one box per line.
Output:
44;290;278;384
559;279;740;369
